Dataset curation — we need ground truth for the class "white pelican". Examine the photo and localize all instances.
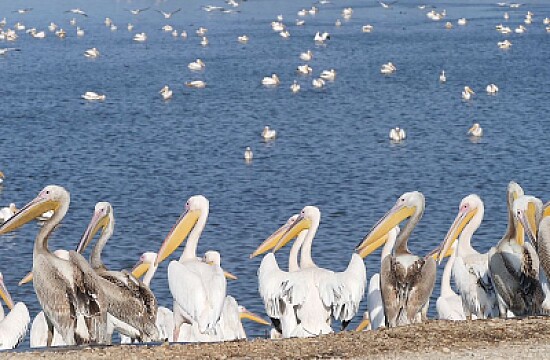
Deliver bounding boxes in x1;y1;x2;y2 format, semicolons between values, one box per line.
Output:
436;195;499;319
280;30;290;38
335;19;342;27
55;29;66;38
296;19;305;26
14;8;32;14
262;74;280;86
110;24;117;32
157;9;181;19
488;183;544;316
357;192;436;327
154;195;226;341
0;185;109;345
172;30;178;37
200;37;209;46
0;203;17;222
127;7;150;15
127;23;134;31
271;22;285;32
0;171;3;185
160;85;173;100
181;31;188;39
185;81;206;89
486;84;499;94
458;18;467;25
262;126;276;140
445;22;453;29
380;62;396;75
84;48;99;58
309;6;318;15
276;15;283;21
217;296;270;341
290;80;300;93
0;273;29;349
342;8;353;18
244;147;253;161
133;32;147;42
188;59;205;71
162;25;174;32
436;242;466;321
70;18;77;26
238;35;249;44
105;18;112;27
544;17;550;25
82;92;106;101
0;48;20;56
297;64;312;75
314;31;330;43
468;123;483;137
312;78;325;89
389;127;406;142
14;22;25;31
320;69;336;81
515;25;526;33
504;12;510;20
297;9;307;17
48;22;57;32
439;70;446;83
300;50;313;62
362;25;374;33
65;8;88;16
31;30;45;39
498;40;512;49
462;86;475;100
76;27;84;37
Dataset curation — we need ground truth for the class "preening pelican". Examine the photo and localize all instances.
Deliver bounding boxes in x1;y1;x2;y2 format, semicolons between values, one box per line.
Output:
439;70;446;83
488;183;544;316
154;195;226;341
160;85;173;100
188;59;205;71
262;126;276;140
436;243;466;321
0;272;30;349
76;202;159;342
0;203;17;222
82;92;106;101
468;123;483;137
262;74;280;86
462;86;475;100
436;195;499;319
389;127;406;142
357;191;436;327
0;185;108;345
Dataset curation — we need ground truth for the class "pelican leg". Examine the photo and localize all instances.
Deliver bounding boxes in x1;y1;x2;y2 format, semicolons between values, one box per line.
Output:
46;318;54;347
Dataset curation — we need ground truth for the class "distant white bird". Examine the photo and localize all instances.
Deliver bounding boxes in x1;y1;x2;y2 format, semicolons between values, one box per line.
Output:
84;48;99;58
445;22;453;29
82;91;106;101
389;127;406;142
486;84;499;94
238;35;249;43
203;5;225;12
279;30;290;38
335;19;342;27
110;24;117;31
127;7;150;15
362;25;374;33
439;70;446;83
262;126;277;140
0;203;17;223
498;39;512;49
157;9;181;19
159;86;173;100
181;31;188;39
300;50;313;61
127;23;134;31
468;123;483;137
162;25;173;32
380;62;397;74
65;8;88;17
133;32;147;42
457;18;467;25
76;27;84;37
105;18;112;27
48;22;57;32
14;8;33;14
312;78;325;88
0;48;20;56
504;12;510;20
69;18;77;26
196;27;208;36
379;1;396;9
544;17;550;25
271;22;285;32
188;59;205;71
290;80;300;93
14;23;25;31
314;31;330;43
515;25;526;33
55;29;66;38
462;86;475;100
0;172;4;185
200;37;209;46
262;74;280;86
172;30;178;37
296;64;312;75
296;19;305;26
244;147;253;161
185;81;206;88
320;69;336;81
309;6;318;15
342;7;353;18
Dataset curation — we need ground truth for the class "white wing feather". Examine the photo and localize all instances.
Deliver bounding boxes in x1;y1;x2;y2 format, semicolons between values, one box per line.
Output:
0;302;30;349
331;254;367;322
367;273;385;329
258;253;294;318
217;296;243;341
436;294;466;320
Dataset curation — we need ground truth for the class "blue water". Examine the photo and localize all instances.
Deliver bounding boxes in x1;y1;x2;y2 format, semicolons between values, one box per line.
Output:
1;0;550;348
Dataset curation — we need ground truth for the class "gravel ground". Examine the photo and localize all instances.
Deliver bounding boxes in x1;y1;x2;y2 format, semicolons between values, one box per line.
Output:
3;318;550;359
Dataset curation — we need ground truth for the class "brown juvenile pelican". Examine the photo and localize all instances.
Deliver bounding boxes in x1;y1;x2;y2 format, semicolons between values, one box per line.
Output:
488;183;544;316
537;217;550;290
357;191;436;327
0;185;108;345
76;202;158;342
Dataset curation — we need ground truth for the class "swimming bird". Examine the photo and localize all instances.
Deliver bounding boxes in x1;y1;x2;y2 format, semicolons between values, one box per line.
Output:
296;19;305;26
312;78;325;88
297;9;307;17
271;22;285;32
362;25;374;33
515;25;526;33
30;30;46;39
0;203;17;222
48;22;57;32
380;62;397;75
84;48;99;58
110;24;117;31
127;23;134;31
436;195;499;319
188;59;205;71
55;29;66;38
468;123;483;137
458;18;467;25
162;25;174;32
127;8;150;15
69;18;77;26
157;9;181;19
290;80;300;93
82;92;106;101
462;86;475;100
335;19;342;27
279;30;290;38
498;40;512;49
262;74;280;86
185;81;206;88
65;9;88;17
379;1;396;9
238;35;249;43
14;8;33;14
320;69;336;81
439;70;446;83
159;86;173;100
105;18;112;27
300;50;313;61
297;64;312;75
133;33;147;42
389;127;406;142
200;37;209;46
0;48;20;56
0;171;3;185
76;27;84;37
504;12;510;20
154;195;227;341
262;126;276;140
342;8;353;19
357;191;436;327
445;22;453;29
486;84;499;94
244;147;253;161
314;31;330;43
0;273;30;349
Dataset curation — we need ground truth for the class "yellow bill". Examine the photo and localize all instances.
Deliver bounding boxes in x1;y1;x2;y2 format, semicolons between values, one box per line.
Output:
156;209;201;265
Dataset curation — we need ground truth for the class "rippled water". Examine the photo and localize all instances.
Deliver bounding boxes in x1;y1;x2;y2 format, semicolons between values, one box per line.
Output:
1;0;550;347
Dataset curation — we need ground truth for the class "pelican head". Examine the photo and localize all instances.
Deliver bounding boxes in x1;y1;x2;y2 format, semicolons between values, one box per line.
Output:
274;206;319;252
203;250;238;280
513;195;543;246
0;273;14;310
238;305;270;325
76;201;113;254
250;214;299;258
437;194;483;263
356;191;424;254
0;185;68;235
131;252;158;279
155;195;209;265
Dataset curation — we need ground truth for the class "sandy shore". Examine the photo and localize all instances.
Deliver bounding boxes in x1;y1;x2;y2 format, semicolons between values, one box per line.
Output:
3;318;550;359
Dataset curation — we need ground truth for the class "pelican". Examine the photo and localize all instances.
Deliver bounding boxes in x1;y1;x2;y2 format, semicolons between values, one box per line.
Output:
70;18;77;26
185;81;206;89
296;19;305;26
458;18;467;25
262;74;280;86
76;202;159;342
127;8;150;15
31;30;45;39
436;243;467;321
0;171;3;184
162;25;173;32
439;70;446;83
280;30;290;38
188;59;205;71
154;195;226;341
300;50;313;61
297;64;312;75
200;37;209;46
181;31;188;39
271;22;285;32
462;86;475;100
504;12;510;20
380;62;396;75
314;31;330;43
14;8;32;14
0;185;108;345
157;9;182;19
0;48;19;56
389;127;406;142
515;25;526;33
82;92;106;101
498;40;512;49
217;296;269;341
159;86;173;100
0;203;17;222
0;273;29;349
290;80;300;93
127;23;134;31
320;69;336;81
445;21;453;29
48;23;57;32
357;191;436;327
309;6;318;15
65;8;88;17
133;33;147;42
109;24;117;31
297;9;307;17
362;25;374;33
335;19;342;27
55;29;66;38
105;18;112;27
312;78;325;89
244;147;253;161
486;84;499;94
84;48;99;58
13;22;25;31
342;8;353;18
238;35;249;43
468;123;483;137
262;126;276;140
172;30;178;37
436;195;499;319
76;27;84;37
488;183;544;316
196;27;208;36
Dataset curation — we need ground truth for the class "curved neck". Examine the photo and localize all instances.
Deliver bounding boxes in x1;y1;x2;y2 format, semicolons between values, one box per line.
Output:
288;229;307;272
300;218;320;268
457;208;483;256
181;209;208;260
501;194;517;244
441;250;456;295
90;215;114;270
143;258;158;287
395;207;423;255
34;199;69;258
381;229;397;263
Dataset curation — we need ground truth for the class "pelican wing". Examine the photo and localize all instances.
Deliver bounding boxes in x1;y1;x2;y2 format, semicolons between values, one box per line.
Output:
168;260;226;334
218;296;242;341
0;302;30;349
405;256;436;322
367;273;385;329
436;295;466;320
156;306;174;341
379;255;400;327
331;254;367;324
257;253;291;319
538;217;550;287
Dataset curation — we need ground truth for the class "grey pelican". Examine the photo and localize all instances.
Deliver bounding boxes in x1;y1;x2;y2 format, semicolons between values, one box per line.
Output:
357;191;436;327
0;272;30;349
537;217;550;299
76;202;159;342
436;195;499;319
488;182;544;316
154;195;226;342
0;185;108;345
